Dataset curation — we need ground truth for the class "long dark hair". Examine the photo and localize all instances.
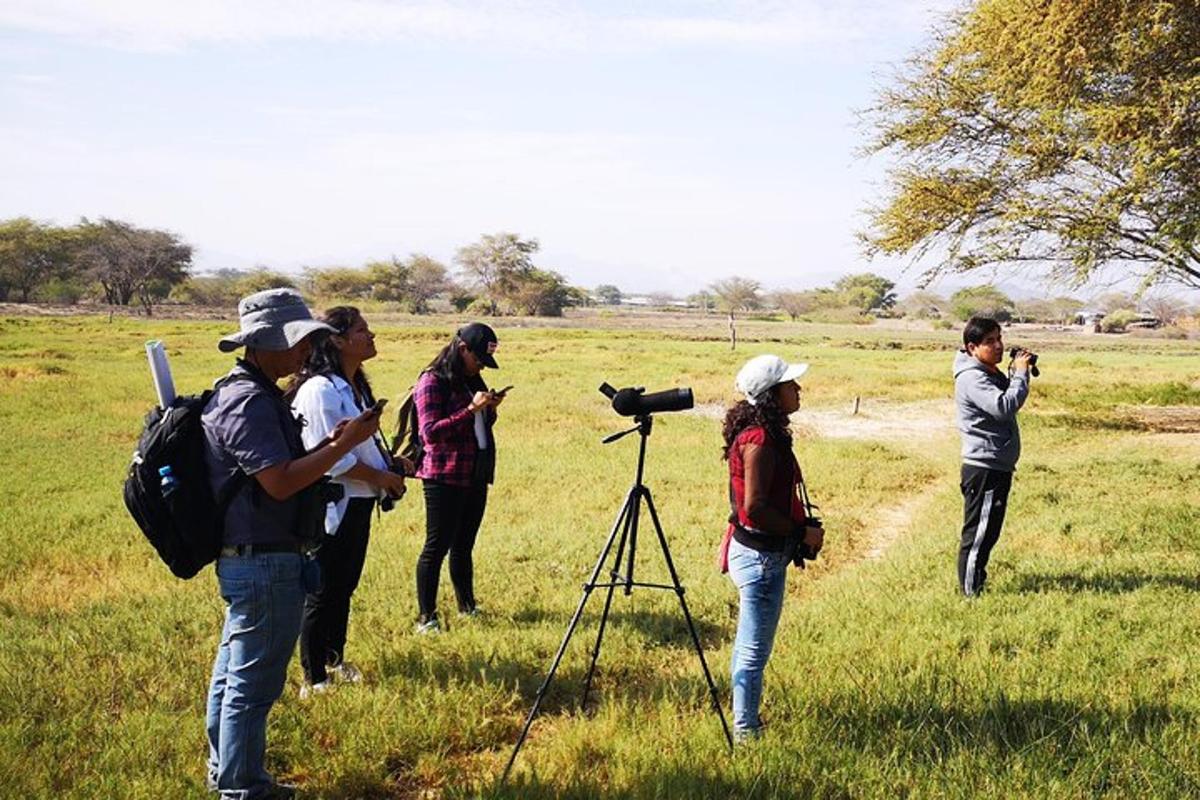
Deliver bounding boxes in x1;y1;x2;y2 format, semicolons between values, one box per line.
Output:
425;332;487;393
284;306;376;407
721;390;792;459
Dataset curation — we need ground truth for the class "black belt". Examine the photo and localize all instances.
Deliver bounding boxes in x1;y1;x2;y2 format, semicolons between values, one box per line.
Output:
731;525;790;553
219;542;302;557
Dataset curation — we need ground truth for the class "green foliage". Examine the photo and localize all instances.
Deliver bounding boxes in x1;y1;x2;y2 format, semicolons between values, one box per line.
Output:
949;285;1014;321
234;267;297;295
1101;308;1141;333
304;265;375;301
505;267;577;316
594;284;622;305
453;233;579;316
363;254;452;312
1012;296;1085;324
31;276;88;304
170;268;296;307
834;273;897;312
0;217;77;302
864;0;1200;289
75;218;192;312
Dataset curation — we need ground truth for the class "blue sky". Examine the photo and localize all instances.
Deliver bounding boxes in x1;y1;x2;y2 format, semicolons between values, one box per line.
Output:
0;0;967;295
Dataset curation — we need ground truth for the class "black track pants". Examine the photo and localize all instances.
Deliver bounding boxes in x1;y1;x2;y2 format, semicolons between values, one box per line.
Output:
416;481;488;617
300;497;374;684
958;465;1012;597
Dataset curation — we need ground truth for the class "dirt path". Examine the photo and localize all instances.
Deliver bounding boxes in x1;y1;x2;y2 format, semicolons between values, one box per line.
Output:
690;398;957;444
692;399;955;562
859;483;942;562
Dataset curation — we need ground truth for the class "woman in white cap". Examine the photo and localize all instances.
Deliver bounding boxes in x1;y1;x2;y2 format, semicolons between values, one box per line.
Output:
720;354;824;742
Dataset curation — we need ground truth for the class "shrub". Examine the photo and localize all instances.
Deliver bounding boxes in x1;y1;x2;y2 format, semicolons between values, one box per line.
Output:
32;278;85;304
1101;309;1139;333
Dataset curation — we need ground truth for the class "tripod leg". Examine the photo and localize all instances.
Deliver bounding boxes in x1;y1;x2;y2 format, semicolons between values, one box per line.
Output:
623;486;642;595
581;490;638;710
501;486;635;785
642;489;735;751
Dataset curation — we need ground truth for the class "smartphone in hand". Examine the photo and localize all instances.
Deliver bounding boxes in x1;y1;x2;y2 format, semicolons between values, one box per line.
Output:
494;385;514;395
368;398;388;416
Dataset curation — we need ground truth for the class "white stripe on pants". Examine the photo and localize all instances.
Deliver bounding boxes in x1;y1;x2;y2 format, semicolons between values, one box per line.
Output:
963;488;994;596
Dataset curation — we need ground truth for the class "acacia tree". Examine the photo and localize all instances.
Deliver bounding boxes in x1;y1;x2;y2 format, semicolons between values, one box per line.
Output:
455;233;539;315
0;218;74;302
949;285;1014;322
834;273;897;312
76;218;191;313
594;284;622;305
895;290;946;319
711;276;762;350
406;254;451;313
771;289;818;321
1142;293;1189;325
864;0;1200;290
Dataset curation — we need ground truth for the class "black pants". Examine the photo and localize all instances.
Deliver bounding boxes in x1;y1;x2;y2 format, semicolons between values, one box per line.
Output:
416;481;488;618
300;497;374;684
958;465;1012;597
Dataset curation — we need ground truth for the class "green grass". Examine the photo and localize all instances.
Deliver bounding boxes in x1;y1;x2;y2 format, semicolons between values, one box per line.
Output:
1;314;1198;798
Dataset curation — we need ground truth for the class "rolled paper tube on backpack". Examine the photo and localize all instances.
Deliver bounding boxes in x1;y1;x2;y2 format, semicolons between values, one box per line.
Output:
146;340;177;409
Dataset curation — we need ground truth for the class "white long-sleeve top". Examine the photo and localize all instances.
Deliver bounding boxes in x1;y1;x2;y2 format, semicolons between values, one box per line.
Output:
291;374;389;535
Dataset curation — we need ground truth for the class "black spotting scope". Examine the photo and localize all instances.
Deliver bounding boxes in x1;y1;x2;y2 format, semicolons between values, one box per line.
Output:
599;382;694;416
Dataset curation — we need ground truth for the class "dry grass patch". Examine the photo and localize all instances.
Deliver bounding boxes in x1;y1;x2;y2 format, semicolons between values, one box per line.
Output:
0;553;134;614
1118;404;1200;433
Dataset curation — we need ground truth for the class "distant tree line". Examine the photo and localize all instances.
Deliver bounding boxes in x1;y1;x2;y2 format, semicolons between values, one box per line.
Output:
0;220;589;317
0;217;192;313
591;273;1196;333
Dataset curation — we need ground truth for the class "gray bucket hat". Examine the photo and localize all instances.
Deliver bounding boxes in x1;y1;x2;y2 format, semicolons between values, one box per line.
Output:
217;288;335;353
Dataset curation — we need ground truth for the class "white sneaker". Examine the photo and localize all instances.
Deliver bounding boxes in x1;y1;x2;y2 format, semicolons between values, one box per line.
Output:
329;662;363;684
414;615;442;635
299;680;334;700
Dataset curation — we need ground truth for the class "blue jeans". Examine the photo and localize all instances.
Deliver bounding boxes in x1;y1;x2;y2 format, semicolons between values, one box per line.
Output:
727;538;790;735
206;553;305;799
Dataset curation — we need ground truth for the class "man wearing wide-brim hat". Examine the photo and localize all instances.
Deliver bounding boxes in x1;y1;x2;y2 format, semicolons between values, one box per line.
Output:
201;289;380;799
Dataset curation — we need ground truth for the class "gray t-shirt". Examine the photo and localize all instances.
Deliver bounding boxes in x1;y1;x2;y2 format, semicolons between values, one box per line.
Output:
202;361;306;546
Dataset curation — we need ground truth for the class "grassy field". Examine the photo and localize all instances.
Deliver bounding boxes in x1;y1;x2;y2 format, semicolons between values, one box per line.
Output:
1;312;1198;799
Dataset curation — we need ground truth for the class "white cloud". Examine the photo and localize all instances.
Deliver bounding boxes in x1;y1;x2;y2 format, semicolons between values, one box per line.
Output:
0;0;957;53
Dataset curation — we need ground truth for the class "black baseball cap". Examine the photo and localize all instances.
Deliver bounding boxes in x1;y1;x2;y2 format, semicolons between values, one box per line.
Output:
458;322;499;369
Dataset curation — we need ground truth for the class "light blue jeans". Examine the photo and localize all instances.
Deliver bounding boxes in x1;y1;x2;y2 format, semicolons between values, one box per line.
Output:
727;538;790;735
206;553;305;799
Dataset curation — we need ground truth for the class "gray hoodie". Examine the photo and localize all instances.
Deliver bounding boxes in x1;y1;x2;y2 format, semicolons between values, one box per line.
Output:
953;350;1029;472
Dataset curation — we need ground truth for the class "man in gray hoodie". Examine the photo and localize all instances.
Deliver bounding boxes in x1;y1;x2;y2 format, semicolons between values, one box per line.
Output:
953;317;1034;596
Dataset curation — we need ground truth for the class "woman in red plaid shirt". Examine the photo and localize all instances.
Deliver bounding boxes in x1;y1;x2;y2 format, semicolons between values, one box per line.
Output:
412;323;506;633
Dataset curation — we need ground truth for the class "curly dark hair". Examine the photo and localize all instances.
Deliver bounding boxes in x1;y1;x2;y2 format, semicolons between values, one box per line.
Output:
283;306;376;406
721;391;793;459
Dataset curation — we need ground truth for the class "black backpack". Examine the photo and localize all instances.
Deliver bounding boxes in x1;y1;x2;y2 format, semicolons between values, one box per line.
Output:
123;382;243;579
389;380;424;471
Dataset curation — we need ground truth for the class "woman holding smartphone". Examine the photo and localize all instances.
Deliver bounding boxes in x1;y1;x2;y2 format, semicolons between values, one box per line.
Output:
412;322;505;633
287;306;408;696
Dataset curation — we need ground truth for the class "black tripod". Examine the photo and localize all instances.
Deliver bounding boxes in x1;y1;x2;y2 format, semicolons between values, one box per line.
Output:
501;413;733;784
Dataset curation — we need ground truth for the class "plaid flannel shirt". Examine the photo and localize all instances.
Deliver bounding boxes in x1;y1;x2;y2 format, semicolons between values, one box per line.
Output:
413;371;495;486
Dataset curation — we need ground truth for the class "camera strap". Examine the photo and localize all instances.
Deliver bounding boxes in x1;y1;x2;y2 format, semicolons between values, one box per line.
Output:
797;469;819;521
